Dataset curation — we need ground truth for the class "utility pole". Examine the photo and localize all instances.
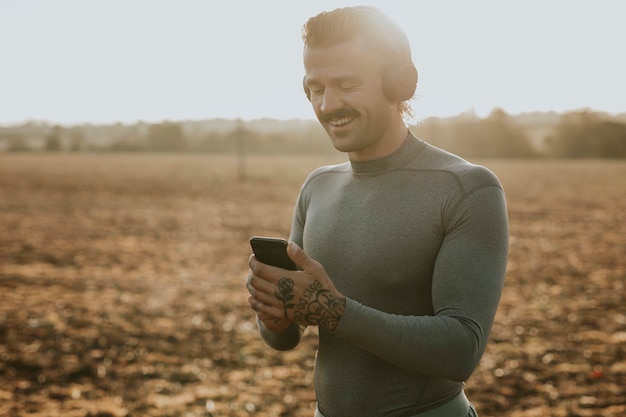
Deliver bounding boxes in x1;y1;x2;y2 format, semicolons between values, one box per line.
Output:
235;118;246;181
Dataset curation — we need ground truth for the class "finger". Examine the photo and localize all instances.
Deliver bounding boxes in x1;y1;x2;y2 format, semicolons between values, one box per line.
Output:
248;254;257;271
249;253;274;274
257;309;282;321
249;254;295;284
251;288;283;311
258;303;284;320
287;242;317;272
248;273;278;296
247;296;260;311
245;271;255;295
248;296;283;320
248;295;272;309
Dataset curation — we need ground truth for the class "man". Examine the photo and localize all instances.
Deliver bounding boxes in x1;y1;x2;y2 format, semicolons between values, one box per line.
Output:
246;6;508;417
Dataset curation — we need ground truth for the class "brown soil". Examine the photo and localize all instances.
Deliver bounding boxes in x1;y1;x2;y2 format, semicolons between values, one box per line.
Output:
0;154;624;416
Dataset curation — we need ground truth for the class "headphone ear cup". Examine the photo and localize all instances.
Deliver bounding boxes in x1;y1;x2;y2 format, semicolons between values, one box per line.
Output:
383;63;418;101
303;76;311;101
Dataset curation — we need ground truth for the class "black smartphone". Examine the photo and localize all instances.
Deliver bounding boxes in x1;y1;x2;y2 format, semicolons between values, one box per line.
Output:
249;236;298;270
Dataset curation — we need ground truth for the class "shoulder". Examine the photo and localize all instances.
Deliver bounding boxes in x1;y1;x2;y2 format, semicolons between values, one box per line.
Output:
295;162;350;210
414;141;503;194
301;161;351;188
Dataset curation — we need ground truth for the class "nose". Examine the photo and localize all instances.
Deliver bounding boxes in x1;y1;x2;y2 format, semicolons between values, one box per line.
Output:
320;88;343;114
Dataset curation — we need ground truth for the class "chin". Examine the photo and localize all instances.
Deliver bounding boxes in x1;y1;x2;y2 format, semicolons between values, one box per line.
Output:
328;136;359;154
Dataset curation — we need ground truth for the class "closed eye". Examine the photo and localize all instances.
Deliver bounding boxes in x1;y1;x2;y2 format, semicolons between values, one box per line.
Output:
306;78;359;96
339;80;359;91
308;85;324;95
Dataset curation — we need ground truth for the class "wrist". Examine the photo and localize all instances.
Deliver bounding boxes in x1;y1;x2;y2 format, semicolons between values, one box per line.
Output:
257;316;302;351
322;295;346;333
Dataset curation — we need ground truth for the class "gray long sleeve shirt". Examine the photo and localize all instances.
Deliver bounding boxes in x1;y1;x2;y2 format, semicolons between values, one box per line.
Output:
259;133;509;416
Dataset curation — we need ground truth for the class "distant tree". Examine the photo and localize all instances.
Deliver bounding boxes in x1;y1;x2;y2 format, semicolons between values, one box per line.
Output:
146;122;186;152
235;118;247;180
295;124;336;154
545;111;626;158
195;131;231;153
412;109;536;158
109;138;146;152
480;108;536;158
45;126;63;151
68;128;86;152
596;120;626;157
6;135;30;152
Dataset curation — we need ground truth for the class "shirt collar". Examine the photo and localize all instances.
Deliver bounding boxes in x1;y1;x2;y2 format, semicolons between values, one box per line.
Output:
350;131;424;175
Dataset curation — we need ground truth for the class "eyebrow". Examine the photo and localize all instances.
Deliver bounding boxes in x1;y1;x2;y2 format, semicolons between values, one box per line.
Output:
305;75;360;87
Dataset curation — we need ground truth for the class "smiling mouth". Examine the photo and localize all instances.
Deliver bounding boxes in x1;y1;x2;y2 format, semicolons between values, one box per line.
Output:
320;109;358;128
328;116;355;127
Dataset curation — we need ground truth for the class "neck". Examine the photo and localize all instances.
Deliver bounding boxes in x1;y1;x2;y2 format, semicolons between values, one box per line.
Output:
348;118;409;162
349;132;421;175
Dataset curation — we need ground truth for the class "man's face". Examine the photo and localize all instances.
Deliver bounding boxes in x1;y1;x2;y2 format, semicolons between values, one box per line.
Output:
303;37;399;161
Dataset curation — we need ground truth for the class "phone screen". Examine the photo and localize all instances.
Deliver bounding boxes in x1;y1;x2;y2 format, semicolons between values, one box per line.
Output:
250;236;298;270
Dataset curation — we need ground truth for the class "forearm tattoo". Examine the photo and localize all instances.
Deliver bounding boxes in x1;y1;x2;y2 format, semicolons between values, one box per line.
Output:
274;277;345;332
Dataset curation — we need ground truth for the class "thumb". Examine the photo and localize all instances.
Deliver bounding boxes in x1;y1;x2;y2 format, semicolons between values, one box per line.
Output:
287;242;316;271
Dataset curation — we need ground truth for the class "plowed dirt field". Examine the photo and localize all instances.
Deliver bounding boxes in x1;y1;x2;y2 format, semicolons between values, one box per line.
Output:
1;153;624;416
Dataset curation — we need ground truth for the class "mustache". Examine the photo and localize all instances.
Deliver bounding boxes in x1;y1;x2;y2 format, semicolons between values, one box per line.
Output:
319;108;358;123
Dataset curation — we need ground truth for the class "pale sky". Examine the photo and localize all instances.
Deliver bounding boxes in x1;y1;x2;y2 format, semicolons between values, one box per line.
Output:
1;0;625;125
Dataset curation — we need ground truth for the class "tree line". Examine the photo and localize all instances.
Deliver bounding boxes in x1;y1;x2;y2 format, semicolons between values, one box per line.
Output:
1;110;625;158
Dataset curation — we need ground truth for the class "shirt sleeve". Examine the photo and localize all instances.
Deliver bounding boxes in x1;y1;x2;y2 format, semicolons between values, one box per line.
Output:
257;318;303;351
332;185;509;381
